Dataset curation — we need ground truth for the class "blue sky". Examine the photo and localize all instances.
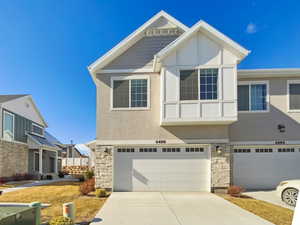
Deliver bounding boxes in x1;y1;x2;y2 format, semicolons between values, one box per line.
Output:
0;0;299;144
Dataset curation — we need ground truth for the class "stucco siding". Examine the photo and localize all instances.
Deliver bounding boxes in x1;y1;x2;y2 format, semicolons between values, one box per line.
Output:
96;73;229;141
103;35;179;70
230;77;300;142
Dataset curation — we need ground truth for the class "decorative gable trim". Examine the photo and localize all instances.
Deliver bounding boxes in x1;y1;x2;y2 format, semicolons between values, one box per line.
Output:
154;20;250;70
145;28;183;37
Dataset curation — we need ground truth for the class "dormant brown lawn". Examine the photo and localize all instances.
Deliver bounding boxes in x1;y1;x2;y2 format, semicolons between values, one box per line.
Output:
218;194;294;225
0;181;106;223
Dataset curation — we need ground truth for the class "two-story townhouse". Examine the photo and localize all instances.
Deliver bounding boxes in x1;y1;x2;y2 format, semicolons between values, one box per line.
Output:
88;11;300;192
0;95;61;178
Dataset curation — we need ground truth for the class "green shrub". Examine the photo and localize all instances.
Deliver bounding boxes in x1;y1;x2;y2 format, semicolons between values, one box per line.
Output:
84;170;94;180
49;216;73;225
95;188;107;198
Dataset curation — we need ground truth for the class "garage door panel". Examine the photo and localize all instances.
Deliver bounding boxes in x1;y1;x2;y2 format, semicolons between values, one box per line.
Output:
233;147;300;190
114;147;210;192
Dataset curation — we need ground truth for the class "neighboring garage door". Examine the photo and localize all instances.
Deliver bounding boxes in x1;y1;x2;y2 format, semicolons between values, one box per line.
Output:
113;146;210;192
233;146;300;190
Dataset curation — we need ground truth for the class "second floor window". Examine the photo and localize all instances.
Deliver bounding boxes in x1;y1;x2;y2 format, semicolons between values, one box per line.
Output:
288;80;300;111
112;77;148;109
3;111;14;141
238;82;268;112
180;68;218;101
32;124;44;136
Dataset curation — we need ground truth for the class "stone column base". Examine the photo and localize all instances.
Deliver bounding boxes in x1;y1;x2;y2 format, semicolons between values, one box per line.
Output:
94;145;113;191
210;144;232;193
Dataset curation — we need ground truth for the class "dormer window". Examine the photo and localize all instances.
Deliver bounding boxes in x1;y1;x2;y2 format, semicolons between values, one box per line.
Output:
32;123;44;136
180;68;218;101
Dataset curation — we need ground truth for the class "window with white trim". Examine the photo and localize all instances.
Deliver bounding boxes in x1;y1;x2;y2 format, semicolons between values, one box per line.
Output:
3;111;14;141
112;77;149;109
238;82;268;112
32;124;44;136
180;68;218;101
288;80;300;111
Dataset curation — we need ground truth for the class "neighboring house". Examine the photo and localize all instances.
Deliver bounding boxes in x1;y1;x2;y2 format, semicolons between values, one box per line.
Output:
0;95;61;178
88;11;300;192
60;144;90;167
60;144;88;158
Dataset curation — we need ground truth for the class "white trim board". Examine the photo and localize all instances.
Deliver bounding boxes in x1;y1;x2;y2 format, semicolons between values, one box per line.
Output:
231;141;300;145
95;139;229;146
238;68;300;78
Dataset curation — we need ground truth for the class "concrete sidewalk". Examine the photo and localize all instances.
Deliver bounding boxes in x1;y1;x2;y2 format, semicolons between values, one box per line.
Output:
0;177;78;194
91;192;273;225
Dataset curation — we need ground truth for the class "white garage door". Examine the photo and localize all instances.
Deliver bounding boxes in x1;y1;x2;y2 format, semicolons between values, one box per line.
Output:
113;146;211;192
233;146;300;190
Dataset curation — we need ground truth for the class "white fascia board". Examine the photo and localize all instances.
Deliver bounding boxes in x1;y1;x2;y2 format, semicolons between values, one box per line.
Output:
238;68;300;78
87;11;189;75
155;20;250;63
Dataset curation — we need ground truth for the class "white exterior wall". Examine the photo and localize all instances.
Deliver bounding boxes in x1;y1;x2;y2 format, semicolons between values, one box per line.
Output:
161;31;238;125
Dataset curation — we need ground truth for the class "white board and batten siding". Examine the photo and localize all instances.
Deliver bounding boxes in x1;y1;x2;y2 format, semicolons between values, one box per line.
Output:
161;31;238;125
113;146;211;192
233;146;300;190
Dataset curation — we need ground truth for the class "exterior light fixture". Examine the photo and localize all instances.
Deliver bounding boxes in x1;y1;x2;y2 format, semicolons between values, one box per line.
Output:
278;124;286;133
216;145;223;154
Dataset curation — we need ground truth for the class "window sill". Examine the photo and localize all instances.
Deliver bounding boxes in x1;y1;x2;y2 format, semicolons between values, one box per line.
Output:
179;99;219;103
288;109;300;113
238;110;269;114
110;107;150;111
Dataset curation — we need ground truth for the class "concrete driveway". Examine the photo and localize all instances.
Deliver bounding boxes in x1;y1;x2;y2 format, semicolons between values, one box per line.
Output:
245;190;294;210
91;192;273;225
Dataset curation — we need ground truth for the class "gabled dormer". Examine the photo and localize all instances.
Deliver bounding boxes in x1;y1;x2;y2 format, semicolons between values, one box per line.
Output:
154;21;250;125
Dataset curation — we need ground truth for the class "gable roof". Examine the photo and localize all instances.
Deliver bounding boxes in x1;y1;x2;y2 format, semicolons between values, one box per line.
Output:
0;94;48;127
88;10;188;76
0;95;28;104
154;20;250;67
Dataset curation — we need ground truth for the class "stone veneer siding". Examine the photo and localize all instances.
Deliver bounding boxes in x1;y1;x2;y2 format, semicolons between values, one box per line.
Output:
0;140;29;177
210;144;232;192
95;145;113;190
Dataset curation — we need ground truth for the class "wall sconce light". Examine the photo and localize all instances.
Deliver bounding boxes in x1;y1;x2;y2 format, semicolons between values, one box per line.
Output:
278;124;286;133
216;145;223;155
104;148;110;153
